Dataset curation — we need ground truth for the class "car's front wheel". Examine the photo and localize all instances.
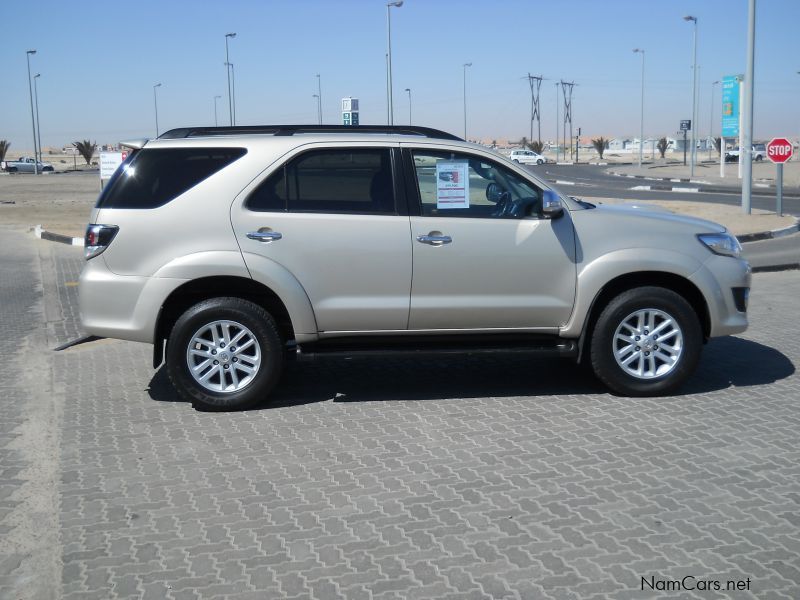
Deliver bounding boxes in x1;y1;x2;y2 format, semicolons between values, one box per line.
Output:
166;297;284;411
590;286;702;396
536;159;544;165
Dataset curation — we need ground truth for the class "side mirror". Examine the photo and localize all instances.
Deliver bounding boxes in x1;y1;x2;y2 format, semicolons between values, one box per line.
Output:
541;190;564;219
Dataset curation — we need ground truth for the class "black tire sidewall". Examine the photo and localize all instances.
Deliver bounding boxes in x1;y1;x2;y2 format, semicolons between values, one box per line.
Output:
166;297;283;411
590;287;702;396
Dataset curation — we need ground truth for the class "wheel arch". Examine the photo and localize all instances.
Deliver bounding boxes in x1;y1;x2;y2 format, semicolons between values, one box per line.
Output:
153;276;297;368
575;271;710;363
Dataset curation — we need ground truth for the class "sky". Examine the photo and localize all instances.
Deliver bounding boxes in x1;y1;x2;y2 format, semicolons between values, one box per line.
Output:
1;0;799;151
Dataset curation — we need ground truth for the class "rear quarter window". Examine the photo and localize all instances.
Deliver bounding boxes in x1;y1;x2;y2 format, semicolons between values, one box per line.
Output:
96;147;246;209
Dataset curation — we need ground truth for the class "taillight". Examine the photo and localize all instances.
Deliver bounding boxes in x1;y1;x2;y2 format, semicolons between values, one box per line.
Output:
84;224;119;259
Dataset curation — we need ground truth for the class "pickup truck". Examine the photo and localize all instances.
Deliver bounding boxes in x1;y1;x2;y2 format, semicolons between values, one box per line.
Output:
1;156;55;173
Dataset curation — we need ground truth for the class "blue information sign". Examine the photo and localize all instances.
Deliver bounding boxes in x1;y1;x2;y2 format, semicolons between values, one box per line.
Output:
721;75;740;138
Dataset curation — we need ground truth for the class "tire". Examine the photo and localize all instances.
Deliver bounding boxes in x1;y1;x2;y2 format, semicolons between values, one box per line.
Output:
43;166;54;172
7;167;17;173
166;297;284;411
590;286;702;397
537;159;543;165
755;155;763;162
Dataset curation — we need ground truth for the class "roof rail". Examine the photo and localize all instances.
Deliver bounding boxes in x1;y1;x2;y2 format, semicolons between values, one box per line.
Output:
158;124;463;141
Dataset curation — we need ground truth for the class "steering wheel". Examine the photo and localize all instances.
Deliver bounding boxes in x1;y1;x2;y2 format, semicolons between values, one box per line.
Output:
491;191;512;217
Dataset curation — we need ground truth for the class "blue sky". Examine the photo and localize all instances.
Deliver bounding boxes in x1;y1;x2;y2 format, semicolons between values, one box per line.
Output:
2;0;799;150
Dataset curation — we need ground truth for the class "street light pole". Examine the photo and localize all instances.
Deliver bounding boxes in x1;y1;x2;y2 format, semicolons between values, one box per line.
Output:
633;48;645;168
386;1;403;126
213;95;221;126
463;62;472;140
710;81;719;159
312;94;321;124
684;15;698;177
316;74;323;124
153;83;162;137
225;62;237;125
33;73;43;166
405;88;411;125
26;50;38;175
741;0;756;214
225;33;236;126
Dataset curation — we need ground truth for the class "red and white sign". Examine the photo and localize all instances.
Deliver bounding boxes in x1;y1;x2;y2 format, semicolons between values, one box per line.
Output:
766;138;793;164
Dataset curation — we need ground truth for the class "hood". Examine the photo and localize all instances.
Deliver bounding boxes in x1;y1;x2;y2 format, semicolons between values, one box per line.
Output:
592;202;726;233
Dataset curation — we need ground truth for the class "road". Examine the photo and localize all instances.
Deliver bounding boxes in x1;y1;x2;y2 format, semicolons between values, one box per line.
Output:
529;163;800;216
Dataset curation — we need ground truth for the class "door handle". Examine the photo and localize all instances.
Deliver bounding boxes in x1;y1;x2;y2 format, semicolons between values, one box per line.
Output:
246;230;283;242
416;233;452;246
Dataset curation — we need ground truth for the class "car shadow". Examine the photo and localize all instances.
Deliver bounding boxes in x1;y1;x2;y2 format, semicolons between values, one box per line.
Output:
145;336;794;411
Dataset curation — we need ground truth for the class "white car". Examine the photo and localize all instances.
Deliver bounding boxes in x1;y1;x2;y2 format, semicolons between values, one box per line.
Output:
508;149;546;165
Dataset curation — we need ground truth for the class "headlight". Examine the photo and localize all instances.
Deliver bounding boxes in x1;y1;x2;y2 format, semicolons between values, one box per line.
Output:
697;232;742;258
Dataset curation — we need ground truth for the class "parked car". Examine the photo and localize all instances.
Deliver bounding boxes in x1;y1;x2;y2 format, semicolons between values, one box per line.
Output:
1;156;54;173
508;149;546;165
79;124;750;410
725;145;766;162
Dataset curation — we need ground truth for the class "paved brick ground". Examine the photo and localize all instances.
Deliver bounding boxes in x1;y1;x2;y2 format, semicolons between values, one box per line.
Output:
3;233;800;599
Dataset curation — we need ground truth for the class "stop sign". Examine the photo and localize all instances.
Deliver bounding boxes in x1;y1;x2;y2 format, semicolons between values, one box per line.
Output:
766;138;793;163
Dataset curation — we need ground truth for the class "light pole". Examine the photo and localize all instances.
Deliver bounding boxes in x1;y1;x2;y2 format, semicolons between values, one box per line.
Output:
26;50;38;175
316;74;323;124
213;95;221;126
225;33;236;126
386;1;403;125
33;73;43;166
312;94;321;124
405;88;411;125
684;15;698;176
741;0;756;214
633;48;645;168
463;62;472;140
225;62;237;125
153;83;162;137
709;80;719;158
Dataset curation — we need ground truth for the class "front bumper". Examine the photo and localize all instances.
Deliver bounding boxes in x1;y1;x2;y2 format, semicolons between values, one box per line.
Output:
689;255;751;338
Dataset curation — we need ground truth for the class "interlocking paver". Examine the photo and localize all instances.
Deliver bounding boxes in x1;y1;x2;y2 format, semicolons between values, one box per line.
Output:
2;231;800;598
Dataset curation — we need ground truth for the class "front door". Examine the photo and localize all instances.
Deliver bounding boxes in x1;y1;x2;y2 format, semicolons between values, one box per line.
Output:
404;147;577;331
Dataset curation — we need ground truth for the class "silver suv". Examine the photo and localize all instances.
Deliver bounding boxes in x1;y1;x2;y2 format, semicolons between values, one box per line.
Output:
79;125;750;410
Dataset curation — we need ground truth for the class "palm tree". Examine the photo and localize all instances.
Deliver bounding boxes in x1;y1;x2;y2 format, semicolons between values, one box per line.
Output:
527;140;545;154
657;137;669;159
73;140;97;166
0;140;9;164
591;137;609;160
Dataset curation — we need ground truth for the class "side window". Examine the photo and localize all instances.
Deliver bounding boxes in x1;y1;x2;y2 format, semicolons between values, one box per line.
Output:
247;148;396;214
97;147;247;209
411;150;541;219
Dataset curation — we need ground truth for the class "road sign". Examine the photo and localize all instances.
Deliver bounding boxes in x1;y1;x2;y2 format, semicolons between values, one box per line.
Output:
680;120;691;131
766;137;793;164
721;75;741;137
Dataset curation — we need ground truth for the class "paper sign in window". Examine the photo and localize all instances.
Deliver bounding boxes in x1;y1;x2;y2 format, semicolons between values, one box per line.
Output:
436;161;469;209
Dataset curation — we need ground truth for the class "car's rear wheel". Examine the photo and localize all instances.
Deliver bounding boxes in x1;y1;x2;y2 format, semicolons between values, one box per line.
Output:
166;297;283;411
590;286;702;396
536;159;543;165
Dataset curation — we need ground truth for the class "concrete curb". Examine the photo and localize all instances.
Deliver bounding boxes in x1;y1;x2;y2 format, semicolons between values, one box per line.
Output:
631;184;700;193
608;170;800;198
737;219;800;243
33;224;83;246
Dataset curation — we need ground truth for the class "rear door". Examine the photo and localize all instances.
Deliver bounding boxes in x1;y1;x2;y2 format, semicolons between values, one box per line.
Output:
231;144;412;332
